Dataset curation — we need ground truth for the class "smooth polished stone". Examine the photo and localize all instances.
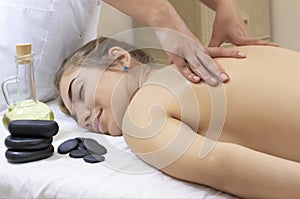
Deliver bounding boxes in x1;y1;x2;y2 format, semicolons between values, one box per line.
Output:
83;138;107;155
8;120;59;138
77;143;86;150
5;135;52;150
57;139;79;154
75;137;85;143
69;149;90;158
83;154;105;163
5;145;54;163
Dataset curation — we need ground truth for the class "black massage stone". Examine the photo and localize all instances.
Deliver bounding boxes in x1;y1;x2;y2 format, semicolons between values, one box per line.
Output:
77;143;86;150
5;135;52;150
69;149;90;158
57;139;79;154
8;120;59;138
83;138;107;155
5;145;54;163
83;154;105;163
75;138;88;150
75;137;85;143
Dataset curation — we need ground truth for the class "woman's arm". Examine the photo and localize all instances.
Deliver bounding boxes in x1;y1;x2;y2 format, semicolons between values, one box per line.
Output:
122;84;300;198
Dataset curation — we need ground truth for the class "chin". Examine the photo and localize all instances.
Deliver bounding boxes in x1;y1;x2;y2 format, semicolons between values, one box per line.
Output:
108;126;123;136
109;130;123;136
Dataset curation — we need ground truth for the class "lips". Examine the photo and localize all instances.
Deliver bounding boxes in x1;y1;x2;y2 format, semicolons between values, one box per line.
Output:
96;108;104;133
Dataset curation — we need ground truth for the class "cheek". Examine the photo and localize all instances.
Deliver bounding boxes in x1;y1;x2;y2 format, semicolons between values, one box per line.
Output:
95;79;115;109
85;79;105;109
94;84;105;108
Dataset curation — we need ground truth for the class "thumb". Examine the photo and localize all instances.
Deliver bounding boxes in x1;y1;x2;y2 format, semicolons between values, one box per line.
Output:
209;35;223;47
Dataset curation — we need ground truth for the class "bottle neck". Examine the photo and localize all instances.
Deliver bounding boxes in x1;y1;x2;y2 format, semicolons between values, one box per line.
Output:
15;52;37;103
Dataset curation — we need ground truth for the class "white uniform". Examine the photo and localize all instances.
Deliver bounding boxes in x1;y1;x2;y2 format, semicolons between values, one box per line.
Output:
0;0;101;111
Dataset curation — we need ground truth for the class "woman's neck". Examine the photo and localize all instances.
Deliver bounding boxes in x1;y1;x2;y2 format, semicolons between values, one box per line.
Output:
126;63;162;102
110;63;161;129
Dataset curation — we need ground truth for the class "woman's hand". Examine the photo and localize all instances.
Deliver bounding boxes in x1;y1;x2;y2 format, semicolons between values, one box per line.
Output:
209;1;279;47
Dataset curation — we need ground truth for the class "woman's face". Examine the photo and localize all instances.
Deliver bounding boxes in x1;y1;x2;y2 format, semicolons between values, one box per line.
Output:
59;66;125;136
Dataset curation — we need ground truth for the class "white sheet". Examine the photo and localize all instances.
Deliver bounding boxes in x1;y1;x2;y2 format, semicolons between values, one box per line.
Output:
0;101;238;198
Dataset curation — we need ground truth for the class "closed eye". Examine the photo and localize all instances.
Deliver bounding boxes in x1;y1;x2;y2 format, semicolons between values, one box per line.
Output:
68;77;77;103
79;84;84;101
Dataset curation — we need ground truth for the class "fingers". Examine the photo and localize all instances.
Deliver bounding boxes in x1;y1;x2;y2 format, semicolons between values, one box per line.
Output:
210;32;280;48
170;54;201;83
171;53;221;86
187;55;220;86
194;50;229;84
170;51;232;86
206;47;246;59
252;39;279;47
233;37;279;47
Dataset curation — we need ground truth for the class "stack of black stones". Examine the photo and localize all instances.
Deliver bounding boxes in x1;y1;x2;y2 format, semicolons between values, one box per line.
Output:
58;137;107;163
5;120;59;163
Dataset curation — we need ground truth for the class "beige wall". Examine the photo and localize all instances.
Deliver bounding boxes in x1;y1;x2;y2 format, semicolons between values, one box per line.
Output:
98;1;300;52
97;2;133;37
271;0;300;52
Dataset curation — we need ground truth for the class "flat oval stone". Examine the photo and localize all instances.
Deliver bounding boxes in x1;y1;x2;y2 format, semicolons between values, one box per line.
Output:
75;137;85;143
83;138;107;155
69;149;90;158
77;143;86;150
5;145;54;163
83;154;105;163
8;120;59;138
57;139;79;154
5;135;52;150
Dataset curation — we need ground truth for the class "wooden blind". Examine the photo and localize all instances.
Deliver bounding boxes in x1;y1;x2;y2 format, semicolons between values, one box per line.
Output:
133;0;271;46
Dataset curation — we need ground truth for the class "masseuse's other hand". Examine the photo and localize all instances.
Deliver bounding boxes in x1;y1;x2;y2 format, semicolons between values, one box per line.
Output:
155;28;246;86
104;0;243;86
209;2;279;47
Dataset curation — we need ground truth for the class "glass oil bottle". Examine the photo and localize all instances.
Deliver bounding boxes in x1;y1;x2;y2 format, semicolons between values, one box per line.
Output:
2;43;54;128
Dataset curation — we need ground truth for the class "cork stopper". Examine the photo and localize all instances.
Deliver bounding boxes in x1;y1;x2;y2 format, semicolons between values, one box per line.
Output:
16;43;32;56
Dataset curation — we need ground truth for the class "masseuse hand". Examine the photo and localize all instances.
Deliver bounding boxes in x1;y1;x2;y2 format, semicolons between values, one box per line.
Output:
208;1;279;47
104;0;248;86
155;28;245;86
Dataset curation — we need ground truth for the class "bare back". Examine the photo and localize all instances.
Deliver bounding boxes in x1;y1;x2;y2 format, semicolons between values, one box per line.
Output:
208;46;300;161
127;46;300;162
123;46;300;197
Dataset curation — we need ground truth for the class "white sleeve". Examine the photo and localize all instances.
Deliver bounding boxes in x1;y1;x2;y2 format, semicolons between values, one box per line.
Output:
0;0;101;112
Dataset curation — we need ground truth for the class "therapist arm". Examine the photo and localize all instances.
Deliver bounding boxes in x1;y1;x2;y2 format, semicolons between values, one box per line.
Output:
103;0;245;85
200;0;278;47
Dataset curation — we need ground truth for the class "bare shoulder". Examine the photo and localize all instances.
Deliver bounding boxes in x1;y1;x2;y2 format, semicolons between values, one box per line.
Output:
121;71;181;152
124;65;204;133
125;74;180;127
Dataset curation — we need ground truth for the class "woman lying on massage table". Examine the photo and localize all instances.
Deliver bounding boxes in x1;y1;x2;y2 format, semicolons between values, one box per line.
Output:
55;37;300;198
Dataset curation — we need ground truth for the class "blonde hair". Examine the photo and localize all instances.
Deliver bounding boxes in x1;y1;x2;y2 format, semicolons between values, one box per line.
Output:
54;37;154;115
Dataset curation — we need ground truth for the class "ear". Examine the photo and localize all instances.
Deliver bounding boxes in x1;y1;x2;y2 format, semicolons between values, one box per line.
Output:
108;47;131;71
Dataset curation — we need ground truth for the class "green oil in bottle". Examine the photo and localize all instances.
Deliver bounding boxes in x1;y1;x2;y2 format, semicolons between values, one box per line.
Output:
2;43;54;129
2;100;54;129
